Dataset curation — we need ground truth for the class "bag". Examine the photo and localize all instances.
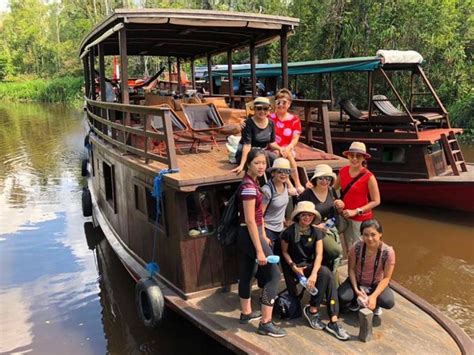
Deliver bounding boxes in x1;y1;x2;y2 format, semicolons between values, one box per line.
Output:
217;188;241;246
273;290;302;319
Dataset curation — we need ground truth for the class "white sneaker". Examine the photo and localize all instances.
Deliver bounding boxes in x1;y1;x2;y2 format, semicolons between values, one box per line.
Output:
373;307;383;316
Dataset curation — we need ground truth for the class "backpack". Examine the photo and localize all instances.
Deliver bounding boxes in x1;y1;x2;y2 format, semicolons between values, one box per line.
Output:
217;185;242;246
273;290;302;319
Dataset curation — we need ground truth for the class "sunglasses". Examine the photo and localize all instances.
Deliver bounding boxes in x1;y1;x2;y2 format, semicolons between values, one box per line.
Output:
347;153;364;159
254;106;270;112
274;169;290;174
275;100;289;106
316;176;333;182
299;212;315;218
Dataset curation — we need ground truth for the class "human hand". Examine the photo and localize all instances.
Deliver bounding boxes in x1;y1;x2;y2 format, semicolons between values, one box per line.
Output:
305;181;314;189
342;209;357;218
240;120;247;130
334;199;345;212
315;223;327;232
294;265;306;277
367;295;377;310
307;274;317;290
264;236;272;247
256;251;267;266
355;288;366;298
231;165;244;174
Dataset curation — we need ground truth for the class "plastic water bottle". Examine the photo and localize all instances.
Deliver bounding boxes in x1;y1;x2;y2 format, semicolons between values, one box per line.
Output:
298;275;318;296
255;255;280;264
325;217;336;229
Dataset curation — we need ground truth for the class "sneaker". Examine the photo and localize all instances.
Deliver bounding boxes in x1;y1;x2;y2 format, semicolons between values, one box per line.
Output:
239;311;262;324
257;321;287;338
373;307;383;316
325;321;350;341
303;305;326;330
348;302;360;312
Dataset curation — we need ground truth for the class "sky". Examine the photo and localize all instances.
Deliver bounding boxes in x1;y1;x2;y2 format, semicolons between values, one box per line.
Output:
0;1;8;12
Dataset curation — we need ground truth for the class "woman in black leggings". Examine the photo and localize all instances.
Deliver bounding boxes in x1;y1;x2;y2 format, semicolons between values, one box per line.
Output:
237;148;285;338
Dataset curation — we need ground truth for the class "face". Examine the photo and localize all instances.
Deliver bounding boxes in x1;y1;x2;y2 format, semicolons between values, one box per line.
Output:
275;96;291;114
346;152;365;168
272;169;290;183
247;153;267;177
254;105;270;118
315;175;333;188
298;212;315;227
362;226;382;248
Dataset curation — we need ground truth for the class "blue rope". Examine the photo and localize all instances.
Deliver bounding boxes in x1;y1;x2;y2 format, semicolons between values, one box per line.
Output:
146;168;179;278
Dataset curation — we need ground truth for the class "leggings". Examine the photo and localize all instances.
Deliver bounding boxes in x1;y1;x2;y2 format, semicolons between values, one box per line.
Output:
237;226;280;306
338;278;395;310
281;262;340;318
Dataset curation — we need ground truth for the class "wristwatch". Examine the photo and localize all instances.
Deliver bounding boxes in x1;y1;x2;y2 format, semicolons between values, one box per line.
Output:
356;208;363;216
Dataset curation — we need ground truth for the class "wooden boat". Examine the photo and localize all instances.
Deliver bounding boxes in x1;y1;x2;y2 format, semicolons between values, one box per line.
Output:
80;9;472;354
205;57;474;212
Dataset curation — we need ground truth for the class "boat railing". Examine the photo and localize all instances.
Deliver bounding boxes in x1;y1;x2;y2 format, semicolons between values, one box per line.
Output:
85;98;178;169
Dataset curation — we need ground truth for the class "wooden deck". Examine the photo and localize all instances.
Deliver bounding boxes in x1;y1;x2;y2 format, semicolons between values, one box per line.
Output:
188;277;462;354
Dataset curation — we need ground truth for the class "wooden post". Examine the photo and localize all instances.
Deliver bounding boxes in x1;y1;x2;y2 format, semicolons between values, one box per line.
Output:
227;49;234;105
358;308;374;342
280;27;288;89
177;58;182;95
368;71;374;119
89;50;96;101
168;57;172;91
83;57;90;99
320;102;333;154
98;44;107;134
250;41;256;97
328;73;334;110
191;58;196;90
162;109;178;169
118;28;130;147
207;53;213;95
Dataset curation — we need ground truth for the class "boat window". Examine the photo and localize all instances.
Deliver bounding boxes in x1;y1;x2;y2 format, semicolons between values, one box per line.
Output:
145;187;165;228
134;184;146;214
382;147;406;163
186;191;214;237
103;162;116;212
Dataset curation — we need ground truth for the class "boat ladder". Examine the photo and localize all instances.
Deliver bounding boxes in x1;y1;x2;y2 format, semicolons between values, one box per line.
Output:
440;131;467;175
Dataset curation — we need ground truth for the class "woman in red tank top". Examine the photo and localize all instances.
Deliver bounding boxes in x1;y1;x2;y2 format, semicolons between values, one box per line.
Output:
334;142;380;248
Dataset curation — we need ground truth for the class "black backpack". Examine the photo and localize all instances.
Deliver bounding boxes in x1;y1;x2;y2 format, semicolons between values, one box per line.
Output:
217;185;242;246
273;290;302;319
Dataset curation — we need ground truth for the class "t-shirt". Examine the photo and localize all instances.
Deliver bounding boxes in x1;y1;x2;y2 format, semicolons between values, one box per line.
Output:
281;225;323;265
269;113;302;147
349;241;396;287
339;166;374;222
298;188;337;222
239;117;275;149
262;180;289;232
238;174;263;226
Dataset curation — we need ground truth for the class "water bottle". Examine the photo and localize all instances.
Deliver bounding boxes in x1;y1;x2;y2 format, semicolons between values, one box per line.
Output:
325;217;336;229
298;275;318;296
255;255;280;264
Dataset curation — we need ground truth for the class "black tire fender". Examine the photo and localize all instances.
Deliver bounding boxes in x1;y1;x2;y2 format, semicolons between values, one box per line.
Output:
135;277;165;328
82;187;92;217
81;158;89;177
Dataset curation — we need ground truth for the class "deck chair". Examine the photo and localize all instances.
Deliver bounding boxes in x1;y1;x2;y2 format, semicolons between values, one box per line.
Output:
181;103;225;152
339;99;368;121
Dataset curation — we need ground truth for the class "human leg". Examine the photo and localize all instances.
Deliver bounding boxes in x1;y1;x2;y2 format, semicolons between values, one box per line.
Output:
375;286;395;310
287;152;304;193
344;219;362;248
338;278;356;311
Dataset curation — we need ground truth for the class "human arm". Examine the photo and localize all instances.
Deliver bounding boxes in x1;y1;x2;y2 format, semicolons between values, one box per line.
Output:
342;174;380;218
348;246;366;298
307;237;323;290
281;231;306;276
231;144;251;174
242;198;267;265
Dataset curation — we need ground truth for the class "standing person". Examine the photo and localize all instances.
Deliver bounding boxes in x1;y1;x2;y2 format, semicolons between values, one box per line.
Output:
299;164;343;273
237;148;286;338
338;219;395;316
232;97;283;174
262;158;291;255
280;201;350;341
269;88;305;194
334;141;380;249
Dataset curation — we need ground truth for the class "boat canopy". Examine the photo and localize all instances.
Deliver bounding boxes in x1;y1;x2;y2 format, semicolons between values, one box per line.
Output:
79;9;299;58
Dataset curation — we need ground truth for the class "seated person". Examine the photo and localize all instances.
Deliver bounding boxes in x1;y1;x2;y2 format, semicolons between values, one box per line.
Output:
338;219;395;316
281;201;349;341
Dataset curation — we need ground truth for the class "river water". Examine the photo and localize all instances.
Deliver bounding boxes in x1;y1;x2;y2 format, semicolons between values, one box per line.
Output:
0;103;472;353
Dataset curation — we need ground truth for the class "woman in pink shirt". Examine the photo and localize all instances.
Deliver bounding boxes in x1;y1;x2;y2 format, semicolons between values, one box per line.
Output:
338;219;395;316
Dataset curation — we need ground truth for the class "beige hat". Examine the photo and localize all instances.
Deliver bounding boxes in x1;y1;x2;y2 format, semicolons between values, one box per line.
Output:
291;201;322;223
343;141;371;159
253;97;271;107
269;158;292;173
310;164;337;184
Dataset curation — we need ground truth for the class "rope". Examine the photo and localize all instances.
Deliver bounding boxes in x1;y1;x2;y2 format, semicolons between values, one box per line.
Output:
146;168;179;278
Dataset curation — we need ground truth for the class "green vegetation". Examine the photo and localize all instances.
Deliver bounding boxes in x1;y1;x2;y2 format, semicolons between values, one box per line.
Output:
0;0;471;128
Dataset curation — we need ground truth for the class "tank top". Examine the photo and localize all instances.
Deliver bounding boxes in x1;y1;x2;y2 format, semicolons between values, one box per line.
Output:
339;166;373;221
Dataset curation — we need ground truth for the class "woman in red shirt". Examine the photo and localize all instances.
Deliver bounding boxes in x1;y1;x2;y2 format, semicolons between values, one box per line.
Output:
334;141;380;249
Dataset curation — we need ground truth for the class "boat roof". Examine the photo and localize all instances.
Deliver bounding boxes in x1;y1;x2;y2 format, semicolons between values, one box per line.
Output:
79;9;299;58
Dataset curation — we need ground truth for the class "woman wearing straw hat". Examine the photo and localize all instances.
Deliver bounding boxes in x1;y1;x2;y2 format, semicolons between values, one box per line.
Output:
299;164;343;273
262;158;291;255
334;141;381;249
236;148;286;338
281;201;349;340
232;97;284;175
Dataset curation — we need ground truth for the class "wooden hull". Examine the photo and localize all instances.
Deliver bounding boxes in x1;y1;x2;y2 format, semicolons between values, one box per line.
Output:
379;178;474;213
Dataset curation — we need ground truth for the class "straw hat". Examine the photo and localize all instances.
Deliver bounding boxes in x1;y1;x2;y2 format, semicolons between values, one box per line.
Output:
310;164;337;184
269;158;292;174
343;141;371;159
252;97;271;107
290;201;322;223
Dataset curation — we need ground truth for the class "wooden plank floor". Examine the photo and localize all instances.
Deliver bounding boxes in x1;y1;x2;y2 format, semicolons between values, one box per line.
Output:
188;278;460;354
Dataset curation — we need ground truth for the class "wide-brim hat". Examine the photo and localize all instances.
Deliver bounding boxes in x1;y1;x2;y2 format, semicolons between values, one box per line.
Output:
252;96;271;108
268;157;292;174
343;141;371;159
291;201;322;223
310;164;337;184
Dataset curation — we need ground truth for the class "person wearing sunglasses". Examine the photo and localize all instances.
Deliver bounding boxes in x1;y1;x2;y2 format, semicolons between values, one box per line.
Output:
334;141;381;249
299;164;343;274
268;89;305;195
232;97;283;174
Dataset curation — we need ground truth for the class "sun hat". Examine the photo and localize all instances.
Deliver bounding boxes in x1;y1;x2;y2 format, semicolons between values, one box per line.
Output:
252;96;271;107
269;158;292;174
290;201;322;223
310;164;337;184
342;141;371;159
